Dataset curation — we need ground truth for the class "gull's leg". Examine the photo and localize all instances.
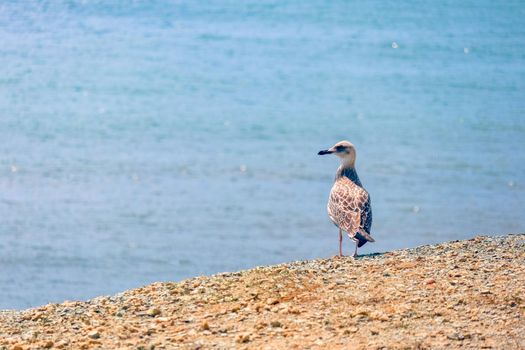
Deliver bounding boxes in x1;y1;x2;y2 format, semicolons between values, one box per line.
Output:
352;240;358;258
338;228;343;257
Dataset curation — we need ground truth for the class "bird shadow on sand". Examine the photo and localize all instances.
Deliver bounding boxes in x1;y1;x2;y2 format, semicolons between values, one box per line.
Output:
357;252;384;259
331;252;384;260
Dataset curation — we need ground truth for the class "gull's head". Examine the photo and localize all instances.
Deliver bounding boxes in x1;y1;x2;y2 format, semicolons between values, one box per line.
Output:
318;140;356;167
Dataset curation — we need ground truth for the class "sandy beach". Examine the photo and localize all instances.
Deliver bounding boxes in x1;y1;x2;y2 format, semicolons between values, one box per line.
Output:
1;234;524;349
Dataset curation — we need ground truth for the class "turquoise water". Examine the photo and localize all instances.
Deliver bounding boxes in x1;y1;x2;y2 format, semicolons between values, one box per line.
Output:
1;1;524;309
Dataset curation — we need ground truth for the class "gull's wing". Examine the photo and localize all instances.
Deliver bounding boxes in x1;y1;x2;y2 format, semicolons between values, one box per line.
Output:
328;177;373;242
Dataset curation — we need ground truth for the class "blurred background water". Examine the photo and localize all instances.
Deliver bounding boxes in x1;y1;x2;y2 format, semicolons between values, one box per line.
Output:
1;0;524;309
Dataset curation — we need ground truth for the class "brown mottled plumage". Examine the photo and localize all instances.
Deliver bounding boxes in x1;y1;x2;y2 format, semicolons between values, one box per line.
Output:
318;141;374;257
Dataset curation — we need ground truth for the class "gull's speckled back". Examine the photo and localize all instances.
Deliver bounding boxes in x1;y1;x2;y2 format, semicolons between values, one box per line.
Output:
327;166;373;247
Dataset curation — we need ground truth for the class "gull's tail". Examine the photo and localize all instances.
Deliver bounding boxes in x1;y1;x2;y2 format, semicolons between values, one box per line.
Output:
355;229;375;248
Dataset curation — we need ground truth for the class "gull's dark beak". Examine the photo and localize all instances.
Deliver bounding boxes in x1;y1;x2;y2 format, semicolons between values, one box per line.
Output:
318;149;333;155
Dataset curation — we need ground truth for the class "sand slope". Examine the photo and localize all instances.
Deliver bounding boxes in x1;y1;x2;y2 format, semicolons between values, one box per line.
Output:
1;234;524;349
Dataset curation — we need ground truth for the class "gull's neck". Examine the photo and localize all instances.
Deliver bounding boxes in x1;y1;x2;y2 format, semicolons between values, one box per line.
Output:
336;165;362;187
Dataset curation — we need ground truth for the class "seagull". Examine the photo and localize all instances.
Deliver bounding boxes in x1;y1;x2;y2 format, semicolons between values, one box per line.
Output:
318;141;374;257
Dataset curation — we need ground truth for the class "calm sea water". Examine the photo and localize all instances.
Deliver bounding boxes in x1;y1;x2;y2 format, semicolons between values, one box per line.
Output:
1;1;524;309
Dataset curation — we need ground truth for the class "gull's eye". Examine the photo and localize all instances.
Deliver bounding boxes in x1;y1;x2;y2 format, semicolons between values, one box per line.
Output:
336;145;346;152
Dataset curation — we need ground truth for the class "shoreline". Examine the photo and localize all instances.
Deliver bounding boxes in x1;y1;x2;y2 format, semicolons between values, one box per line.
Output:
1;234;524;349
